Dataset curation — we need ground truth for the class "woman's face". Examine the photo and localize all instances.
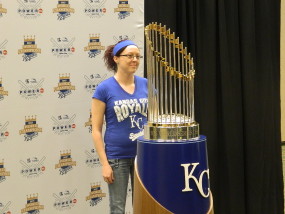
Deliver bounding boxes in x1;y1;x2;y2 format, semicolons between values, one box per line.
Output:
114;45;141;74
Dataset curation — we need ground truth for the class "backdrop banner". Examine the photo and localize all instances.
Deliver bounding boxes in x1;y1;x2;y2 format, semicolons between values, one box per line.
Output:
0;1;144;213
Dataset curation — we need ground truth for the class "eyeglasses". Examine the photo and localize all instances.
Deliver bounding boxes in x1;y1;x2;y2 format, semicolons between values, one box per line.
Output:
119;55;143;60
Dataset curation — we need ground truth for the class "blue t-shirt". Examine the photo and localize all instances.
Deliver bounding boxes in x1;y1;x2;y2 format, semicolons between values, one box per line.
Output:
92;75;148;159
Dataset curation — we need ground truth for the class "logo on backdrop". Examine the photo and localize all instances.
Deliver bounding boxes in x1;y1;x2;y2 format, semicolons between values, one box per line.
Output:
19;78;45;99
84;34;105;58
51;114;76;135
55;150;77;175
19;116;42;141
20;156;46;178
0;77;9;101
0;4;7;17
53;0;75;20
84;111;92;133
0;121;9;143
85;148;100;168
0;160;10;183
18;36;41;61
17;0;43;19
54;73;76;99
0;201;12;214
21;194;44;214
53;189;77;211
0;40;8;60
113;35;135;43
50;37;75;58
86;183;106;206
84;73;106;94
114;0;134;19
83;0;106;18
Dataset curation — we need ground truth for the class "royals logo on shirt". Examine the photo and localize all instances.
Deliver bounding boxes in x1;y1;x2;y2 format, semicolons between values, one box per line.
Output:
21;194;44;214
84;73;106;94
0;160;10;183
53;0;75;20
0;40;8;60
86;183;106;206
0;201;12;214
114;98;148;141
53;189;77;211
114;0;134;19
50;37;75;58
54;73;75;99
20;156;46;178
83;0;106;18
19;78;44;99
0;121;9;143
17;0;43;19
0;77;9;101
51;114;76;135
19;116;42;141
85;148;100;168
18;36;41;61
84;34;105;58
0;4;7;18
55;150;76;175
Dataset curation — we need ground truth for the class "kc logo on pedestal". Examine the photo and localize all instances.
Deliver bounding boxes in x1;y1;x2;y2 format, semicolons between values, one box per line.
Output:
17;0;43;19
181;162;210;198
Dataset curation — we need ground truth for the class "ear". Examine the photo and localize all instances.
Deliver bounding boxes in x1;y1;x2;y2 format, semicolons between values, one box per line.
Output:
113;56;119;64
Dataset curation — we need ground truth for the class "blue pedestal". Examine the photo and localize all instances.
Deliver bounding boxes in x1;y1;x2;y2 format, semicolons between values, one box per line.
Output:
136;135;212;214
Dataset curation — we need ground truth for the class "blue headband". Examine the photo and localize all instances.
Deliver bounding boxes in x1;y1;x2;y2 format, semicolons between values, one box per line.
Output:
112;40;137;56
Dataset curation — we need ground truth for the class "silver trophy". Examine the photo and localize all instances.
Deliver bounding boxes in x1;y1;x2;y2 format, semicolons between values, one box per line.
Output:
144;22;199;141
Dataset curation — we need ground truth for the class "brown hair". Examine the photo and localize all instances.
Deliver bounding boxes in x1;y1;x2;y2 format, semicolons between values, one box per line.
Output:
103;40;128;72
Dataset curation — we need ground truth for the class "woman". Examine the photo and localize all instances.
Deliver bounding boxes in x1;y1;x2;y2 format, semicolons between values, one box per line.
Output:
91;40;148;214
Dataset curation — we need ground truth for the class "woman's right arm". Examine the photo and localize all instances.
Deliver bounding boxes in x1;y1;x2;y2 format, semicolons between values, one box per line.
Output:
91;98;114;184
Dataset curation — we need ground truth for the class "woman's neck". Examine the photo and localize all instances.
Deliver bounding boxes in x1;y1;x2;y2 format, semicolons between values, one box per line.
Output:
114;71;135;85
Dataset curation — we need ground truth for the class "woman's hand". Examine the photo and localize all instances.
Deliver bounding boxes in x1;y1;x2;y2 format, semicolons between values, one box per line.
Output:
102;164;114;184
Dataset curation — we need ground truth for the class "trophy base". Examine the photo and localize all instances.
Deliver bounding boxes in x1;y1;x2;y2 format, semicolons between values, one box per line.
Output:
144;122;199;141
